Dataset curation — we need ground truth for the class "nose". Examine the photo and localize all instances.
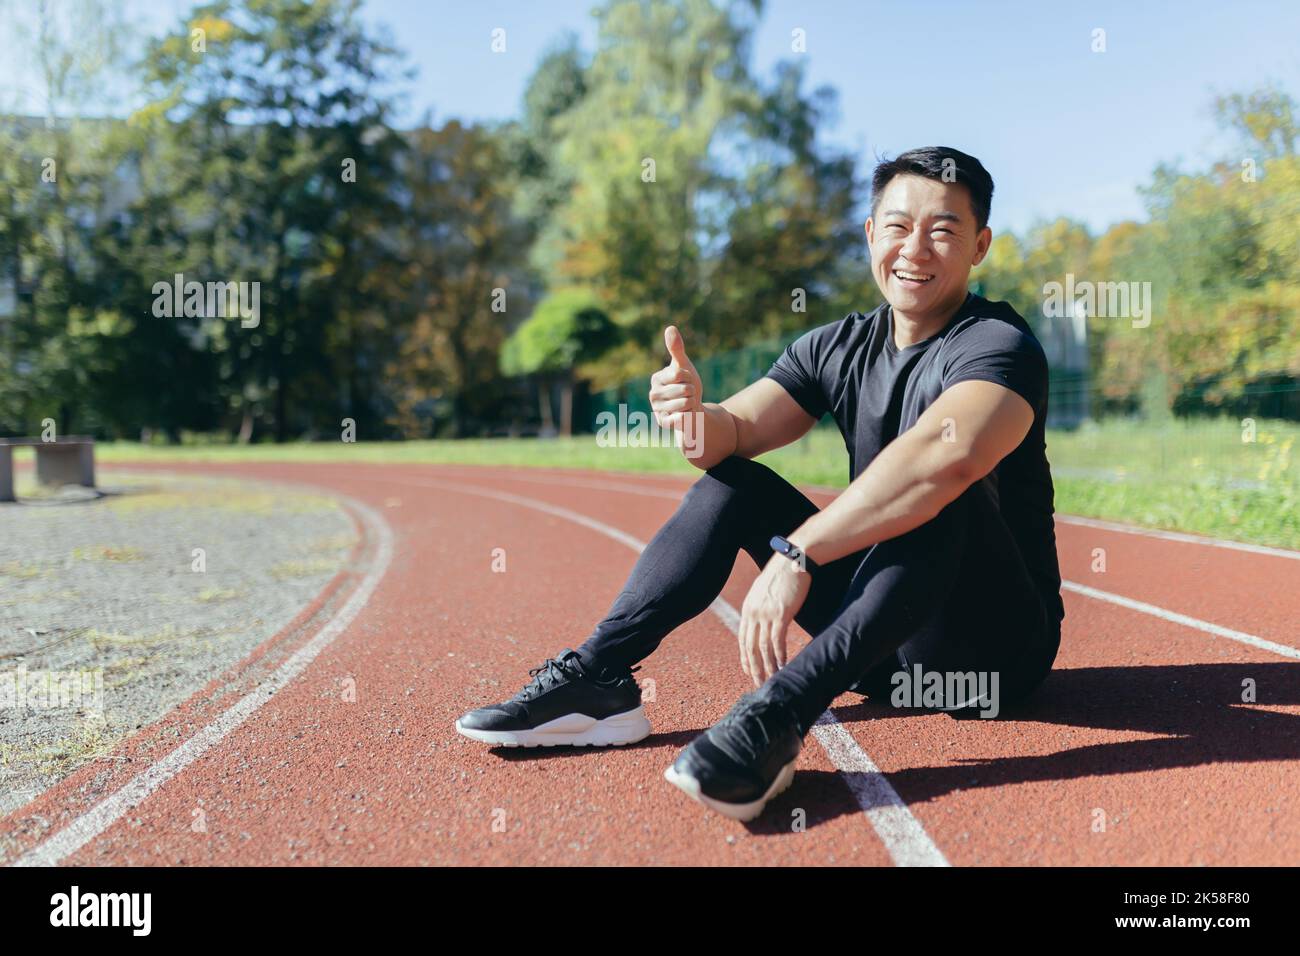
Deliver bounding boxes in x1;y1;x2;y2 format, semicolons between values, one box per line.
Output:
899;227;931;262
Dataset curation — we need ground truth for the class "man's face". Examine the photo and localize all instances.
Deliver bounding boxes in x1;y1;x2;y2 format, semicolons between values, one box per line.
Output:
866;173;992;320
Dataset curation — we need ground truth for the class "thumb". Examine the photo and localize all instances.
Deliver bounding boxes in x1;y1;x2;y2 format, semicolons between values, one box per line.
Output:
664;325;693;369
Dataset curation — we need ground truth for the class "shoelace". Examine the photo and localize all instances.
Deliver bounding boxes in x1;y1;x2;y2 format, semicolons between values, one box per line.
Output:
513;655;583;701
711;694;789;764
512;654;640;702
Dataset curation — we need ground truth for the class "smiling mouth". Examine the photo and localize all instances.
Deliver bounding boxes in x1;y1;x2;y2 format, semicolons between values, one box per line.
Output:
892;269;934;285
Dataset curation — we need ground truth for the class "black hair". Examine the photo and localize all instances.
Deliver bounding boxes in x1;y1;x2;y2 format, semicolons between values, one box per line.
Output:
869;146;994;231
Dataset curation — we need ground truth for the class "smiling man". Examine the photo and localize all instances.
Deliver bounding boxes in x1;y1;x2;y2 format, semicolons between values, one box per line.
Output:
455;146;1065;823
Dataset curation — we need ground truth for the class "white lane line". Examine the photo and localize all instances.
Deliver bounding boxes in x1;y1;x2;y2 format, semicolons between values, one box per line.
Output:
413;467;1300;563
1055;514;1300;561
386;474;950;868
13;494;394;867
1062;581;1300;660
393;466;690;501
426;468;1300;658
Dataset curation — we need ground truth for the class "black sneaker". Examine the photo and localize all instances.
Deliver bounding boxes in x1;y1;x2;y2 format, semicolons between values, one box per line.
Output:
454;649;650;748
662;687;803;821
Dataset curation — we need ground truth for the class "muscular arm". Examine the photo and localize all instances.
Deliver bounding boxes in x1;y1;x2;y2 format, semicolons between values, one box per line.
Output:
684;378;819;470
784;380;1034;566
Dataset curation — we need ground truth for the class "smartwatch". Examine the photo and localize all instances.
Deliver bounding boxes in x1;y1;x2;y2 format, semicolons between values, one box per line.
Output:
769;535;817;572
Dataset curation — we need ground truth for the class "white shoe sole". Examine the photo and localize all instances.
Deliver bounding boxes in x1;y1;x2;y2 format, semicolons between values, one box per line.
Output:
454;705;651;748
662;757;798;822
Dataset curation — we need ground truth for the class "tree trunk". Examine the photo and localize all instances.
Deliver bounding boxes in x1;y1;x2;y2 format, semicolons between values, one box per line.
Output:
538;376;554;432
238;408;254;444
559;376;573;436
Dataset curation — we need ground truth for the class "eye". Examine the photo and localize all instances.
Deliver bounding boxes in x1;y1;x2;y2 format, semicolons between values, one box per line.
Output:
887;223;906;231
932;227;954;235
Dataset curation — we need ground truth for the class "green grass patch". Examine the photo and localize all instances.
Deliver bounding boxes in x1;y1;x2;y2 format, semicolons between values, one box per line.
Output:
92;415;1300;551
269;557;342;580
72;545;146;563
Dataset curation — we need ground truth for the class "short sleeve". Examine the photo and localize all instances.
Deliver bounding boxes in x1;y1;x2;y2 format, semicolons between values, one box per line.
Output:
942;321;1047;415
764;327;831;421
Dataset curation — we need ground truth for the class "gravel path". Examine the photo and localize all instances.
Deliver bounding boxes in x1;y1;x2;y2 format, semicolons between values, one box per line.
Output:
0;470;358;815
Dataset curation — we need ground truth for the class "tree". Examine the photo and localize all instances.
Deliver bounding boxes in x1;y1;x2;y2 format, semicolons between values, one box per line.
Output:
133;0;408;441
0;0;143;437
500;287;620;435
383;119;535;438
513;0;860;398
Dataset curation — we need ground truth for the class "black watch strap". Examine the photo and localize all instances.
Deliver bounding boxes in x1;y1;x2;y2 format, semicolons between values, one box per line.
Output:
770;534;817;572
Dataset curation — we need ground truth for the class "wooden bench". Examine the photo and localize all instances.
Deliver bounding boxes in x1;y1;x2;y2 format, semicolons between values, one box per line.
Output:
0;436;96;502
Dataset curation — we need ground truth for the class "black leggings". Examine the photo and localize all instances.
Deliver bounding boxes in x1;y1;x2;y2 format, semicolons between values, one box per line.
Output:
574;455;1061;735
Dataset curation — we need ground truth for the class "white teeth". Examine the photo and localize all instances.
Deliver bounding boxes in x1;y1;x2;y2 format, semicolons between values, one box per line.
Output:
894;270;932;281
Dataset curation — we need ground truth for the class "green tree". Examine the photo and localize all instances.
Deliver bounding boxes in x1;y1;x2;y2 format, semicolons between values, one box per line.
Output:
515;0;860;397
500;286;620;435
384;119;535;438
133;0;408;441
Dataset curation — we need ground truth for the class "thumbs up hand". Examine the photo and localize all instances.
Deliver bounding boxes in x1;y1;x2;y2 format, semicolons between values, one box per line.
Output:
650;325;703;431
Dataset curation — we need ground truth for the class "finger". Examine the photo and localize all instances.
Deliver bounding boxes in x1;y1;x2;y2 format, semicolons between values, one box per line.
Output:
650;379;691;401
656;396;695;414
772;619;789;668
758;620;779;682
656;383;695;400
737;616;753;680
664;325;691;369
747;623;765;688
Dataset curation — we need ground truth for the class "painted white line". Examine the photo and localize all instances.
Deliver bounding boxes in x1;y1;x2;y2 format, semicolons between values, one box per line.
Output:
393;466;1300;563
1055;514;1300;561
13;493;394;867
1062;581;1300;660
387;466;691;501
513;474;1300;660
810;713;949;867
389;474;950;868
392;467;1300;662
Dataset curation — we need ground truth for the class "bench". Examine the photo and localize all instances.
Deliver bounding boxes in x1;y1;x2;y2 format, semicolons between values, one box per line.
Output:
0;436;96;502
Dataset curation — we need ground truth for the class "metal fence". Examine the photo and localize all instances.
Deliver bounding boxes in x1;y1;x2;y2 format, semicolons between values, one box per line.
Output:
580;323;1300;427
580;331;804;430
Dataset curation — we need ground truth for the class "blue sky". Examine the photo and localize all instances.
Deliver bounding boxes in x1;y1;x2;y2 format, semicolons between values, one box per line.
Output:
4;0;1299;235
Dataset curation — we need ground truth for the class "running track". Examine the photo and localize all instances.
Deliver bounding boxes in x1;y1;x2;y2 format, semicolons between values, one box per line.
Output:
3;460;1297;866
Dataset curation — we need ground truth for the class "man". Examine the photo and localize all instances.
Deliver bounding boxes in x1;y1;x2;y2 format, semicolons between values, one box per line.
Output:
455;146;1065;823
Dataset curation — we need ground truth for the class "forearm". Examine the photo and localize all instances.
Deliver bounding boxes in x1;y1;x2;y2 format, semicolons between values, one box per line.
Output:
681;402;739;470
786;429;973;566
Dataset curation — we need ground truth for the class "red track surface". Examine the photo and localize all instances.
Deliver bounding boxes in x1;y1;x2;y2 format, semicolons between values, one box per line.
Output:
3;460;1298;866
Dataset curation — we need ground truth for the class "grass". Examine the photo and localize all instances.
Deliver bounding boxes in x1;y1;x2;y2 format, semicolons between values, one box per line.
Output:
0;719;113;777
85;415;1300;551
72;545;146;563
269;557;343;580
0;559;50;579
103;485;339;516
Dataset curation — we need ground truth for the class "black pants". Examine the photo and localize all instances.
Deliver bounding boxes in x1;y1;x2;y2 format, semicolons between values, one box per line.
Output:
574;455;1061;736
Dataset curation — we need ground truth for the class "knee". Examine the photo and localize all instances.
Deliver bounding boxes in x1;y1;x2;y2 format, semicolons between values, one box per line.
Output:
704;453;766;480
691;454;773;502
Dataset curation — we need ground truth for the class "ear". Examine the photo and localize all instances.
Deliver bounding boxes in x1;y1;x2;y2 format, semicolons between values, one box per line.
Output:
971;226;992;267
865;216;875;245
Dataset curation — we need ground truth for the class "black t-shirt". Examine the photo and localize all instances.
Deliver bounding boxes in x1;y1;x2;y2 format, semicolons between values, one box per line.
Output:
764;291;1065;629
